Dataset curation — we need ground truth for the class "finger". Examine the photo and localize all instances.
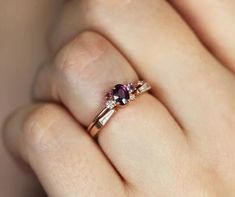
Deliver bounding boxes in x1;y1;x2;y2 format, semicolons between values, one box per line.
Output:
34;31;191;195
169;0;235;72
35;31;138;126
51;0;235;143
3;103;125;197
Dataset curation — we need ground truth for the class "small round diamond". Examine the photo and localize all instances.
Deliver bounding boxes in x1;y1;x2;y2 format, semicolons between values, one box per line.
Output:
129;94;136;101
106;100;116;109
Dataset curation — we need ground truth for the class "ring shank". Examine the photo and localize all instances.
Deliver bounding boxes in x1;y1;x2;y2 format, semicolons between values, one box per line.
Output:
87;81;151;138
88;107;116;137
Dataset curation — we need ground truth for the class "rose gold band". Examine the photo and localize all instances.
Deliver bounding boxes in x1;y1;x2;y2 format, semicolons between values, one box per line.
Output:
87;81;151;138
88;107;116;137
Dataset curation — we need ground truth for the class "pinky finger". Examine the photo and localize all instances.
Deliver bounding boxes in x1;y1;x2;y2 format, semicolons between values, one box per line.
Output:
3;103;126;197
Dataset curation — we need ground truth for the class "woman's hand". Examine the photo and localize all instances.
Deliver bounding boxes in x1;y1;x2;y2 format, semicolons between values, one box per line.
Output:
3;0;235;196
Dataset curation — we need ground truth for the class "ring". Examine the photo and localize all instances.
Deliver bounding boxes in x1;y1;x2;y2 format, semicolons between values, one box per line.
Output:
87;81;151;138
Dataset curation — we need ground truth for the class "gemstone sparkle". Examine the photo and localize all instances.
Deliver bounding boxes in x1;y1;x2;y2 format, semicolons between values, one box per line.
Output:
112;84;130;105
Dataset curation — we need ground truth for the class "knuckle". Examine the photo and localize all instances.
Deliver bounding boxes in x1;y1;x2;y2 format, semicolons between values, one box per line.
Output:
84;0;132;24
22;104;64;150
54;31;108;79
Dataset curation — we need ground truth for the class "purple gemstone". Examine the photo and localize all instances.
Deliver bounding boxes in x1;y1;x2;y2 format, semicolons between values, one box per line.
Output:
127;83;136;93
112;84;130;105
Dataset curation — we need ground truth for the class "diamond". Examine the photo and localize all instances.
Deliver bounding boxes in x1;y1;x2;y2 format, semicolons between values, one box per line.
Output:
137;82;151;94
106;100;116;109
129;94;136;101
98;109;115;126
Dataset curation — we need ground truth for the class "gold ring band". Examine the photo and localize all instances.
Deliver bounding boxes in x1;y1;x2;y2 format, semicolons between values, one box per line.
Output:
87;81;151;138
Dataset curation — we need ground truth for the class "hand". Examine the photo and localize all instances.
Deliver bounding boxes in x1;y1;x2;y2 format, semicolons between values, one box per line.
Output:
3;0;235;196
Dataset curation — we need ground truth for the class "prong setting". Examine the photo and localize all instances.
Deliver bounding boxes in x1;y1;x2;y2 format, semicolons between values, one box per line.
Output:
88;80;151;137
105;81;149;109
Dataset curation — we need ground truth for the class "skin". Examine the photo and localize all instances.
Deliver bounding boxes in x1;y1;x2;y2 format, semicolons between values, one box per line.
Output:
2;0;235;196
0;1;63;196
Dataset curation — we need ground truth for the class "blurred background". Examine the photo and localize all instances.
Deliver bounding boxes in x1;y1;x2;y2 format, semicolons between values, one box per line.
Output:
0;1;63;196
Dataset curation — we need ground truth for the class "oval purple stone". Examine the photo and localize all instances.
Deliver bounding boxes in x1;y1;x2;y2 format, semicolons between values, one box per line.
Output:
112;84;130;105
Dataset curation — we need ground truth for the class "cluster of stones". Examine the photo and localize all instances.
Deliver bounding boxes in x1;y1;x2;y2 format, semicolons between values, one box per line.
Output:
105;83;137;109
